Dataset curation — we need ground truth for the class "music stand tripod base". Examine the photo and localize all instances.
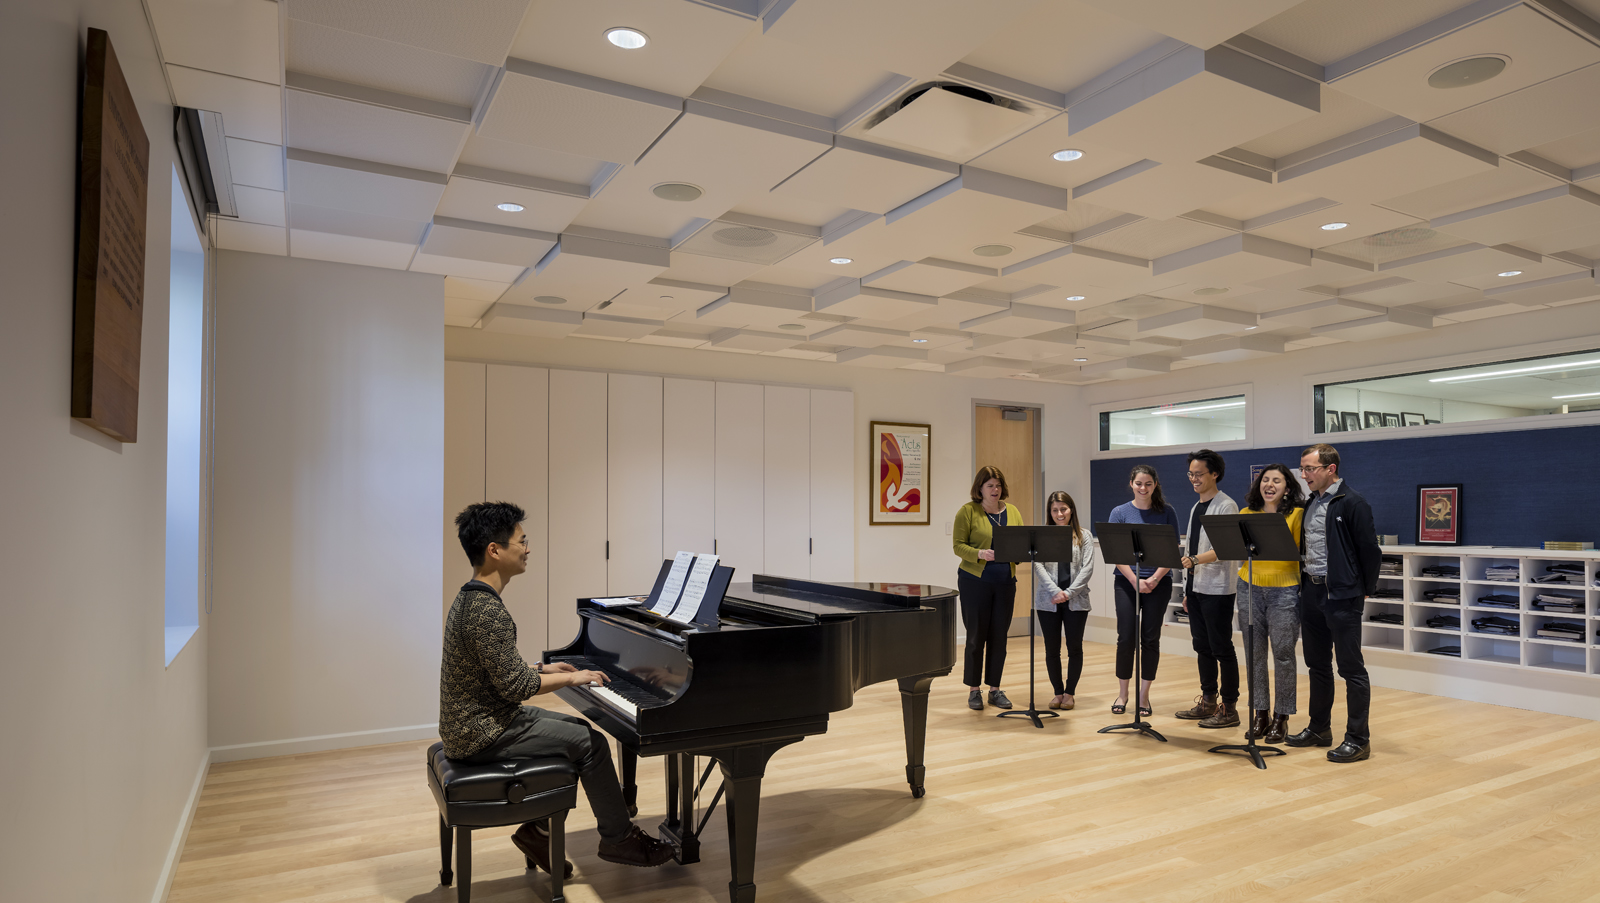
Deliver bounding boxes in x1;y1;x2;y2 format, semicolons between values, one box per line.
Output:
999;707;1057;729
1091;521;1180;743
989;525;1077;730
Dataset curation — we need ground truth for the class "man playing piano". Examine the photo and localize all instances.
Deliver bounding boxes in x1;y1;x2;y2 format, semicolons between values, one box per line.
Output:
440;501;677;875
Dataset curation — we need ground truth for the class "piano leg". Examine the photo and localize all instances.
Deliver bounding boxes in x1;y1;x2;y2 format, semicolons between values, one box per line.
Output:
898;675;936;798
658;753;701;864
710;739;801;903
620;743;639;818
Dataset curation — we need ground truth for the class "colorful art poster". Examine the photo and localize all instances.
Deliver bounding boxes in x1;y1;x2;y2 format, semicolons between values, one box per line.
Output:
1417;484;1462;545
871;421;930;525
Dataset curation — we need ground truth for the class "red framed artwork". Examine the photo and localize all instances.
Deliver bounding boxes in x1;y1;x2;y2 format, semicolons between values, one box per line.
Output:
870;421;930;525
1417;484;1462;546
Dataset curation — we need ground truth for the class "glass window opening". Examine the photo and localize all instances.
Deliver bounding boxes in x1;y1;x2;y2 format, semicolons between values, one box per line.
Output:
1099;395;1246;451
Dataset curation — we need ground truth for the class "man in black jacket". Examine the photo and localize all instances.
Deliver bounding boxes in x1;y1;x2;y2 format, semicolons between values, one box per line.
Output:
1287;443;1381;762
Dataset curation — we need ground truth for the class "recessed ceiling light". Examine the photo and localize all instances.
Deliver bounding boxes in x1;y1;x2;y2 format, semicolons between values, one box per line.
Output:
1051;149;1084;162
605;27;648;49
1554;391;1600;399
1194;287;1229;296
496;202;524;212
912;338;928;343
972;244;1013;257
778;323;803;331
1320;222;1348;231
1246;325;1258;330
651;182;702;202
829;257;853;265
1066;295;1086;301
1428;55;1506;89
1074;357;1088;362
533;296;566;305
1498;270;1523;277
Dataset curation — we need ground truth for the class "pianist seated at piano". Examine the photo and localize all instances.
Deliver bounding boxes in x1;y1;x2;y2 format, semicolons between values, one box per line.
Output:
440;501;677;873
952;465;1024;711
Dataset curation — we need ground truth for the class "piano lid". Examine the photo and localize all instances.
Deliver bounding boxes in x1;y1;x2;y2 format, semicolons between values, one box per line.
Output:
723;575;956;619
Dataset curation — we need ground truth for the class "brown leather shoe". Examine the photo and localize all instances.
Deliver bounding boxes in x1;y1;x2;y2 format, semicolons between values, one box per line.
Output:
1199;701;1240;729
511;822;574;879
1264;713;1290;744
1244;710;1270;740
1174;694;1217;720
597;825;677;868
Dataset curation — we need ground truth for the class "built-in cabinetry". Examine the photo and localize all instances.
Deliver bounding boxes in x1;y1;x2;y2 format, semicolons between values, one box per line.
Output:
444;362;855;658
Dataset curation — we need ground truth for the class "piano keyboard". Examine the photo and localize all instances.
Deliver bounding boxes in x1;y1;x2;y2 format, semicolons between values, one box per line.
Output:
556;658;671;722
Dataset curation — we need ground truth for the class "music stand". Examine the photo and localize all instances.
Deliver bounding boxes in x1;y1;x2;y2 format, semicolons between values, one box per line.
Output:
991;525;1077;729
1199;513;1299;770
1094;521;1182;742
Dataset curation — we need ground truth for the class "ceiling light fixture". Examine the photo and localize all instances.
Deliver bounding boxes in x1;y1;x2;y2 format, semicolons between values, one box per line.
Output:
912;338;928;343
1430;357;1600;383
1428;55;1507;89
1051;149;1084;162
1320;222;1348;231
1497;270;1523;277
829;257;853;265
1553;391;1600;399
496;202;525;212
533;296;567;305
1074;346;1088;363
1153;400;1247;416
651;182;702;201
605;27;648;49
778;323;803;331
1066;295;1086;301
1246;326;1258;330
972;244;1013;257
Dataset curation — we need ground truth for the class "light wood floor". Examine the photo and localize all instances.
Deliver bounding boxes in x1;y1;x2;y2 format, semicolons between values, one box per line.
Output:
170;637;1600;903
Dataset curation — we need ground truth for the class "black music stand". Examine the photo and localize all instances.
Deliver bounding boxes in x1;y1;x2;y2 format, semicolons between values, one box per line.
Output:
1198;513;1298;770
1094;521;1181;742
991;525;1076;729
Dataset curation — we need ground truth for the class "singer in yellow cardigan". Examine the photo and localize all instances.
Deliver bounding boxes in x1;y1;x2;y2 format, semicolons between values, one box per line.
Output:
952;465;1024;711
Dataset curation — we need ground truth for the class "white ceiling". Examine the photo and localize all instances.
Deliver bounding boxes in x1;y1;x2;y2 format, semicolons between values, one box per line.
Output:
152;0;1600;383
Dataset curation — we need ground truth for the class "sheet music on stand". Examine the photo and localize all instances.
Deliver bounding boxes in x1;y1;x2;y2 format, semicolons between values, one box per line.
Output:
668;554;720;624
649;551;696;617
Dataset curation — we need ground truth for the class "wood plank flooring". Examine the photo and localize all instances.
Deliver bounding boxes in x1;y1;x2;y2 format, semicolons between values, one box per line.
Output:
169;637;1600;903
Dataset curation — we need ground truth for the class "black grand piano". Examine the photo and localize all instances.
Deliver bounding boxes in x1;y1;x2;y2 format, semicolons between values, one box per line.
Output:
544;571;956;903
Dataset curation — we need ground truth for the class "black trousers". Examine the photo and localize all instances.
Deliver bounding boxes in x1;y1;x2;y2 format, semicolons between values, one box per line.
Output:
1035;607;1089;696
1299;579;1371;746
1114;575;1169;681
1186;590;1239;703
462;705;632;842
959;570;1016;687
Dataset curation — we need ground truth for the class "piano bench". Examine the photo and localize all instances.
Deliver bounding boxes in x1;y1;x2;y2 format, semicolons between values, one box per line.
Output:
426;741;580;903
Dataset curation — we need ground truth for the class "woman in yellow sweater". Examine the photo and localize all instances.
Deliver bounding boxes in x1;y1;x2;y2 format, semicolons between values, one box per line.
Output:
952;465;1024;711
1237;464;1306;743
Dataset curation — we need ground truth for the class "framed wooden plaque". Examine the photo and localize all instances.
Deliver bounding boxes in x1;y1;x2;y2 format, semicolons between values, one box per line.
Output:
73;28;150;442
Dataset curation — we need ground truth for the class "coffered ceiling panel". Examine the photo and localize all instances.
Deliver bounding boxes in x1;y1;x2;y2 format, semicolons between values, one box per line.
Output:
815;282;939;320
232;185;286;228
862;259;993;297
1247;203;1421;249
1078;0;1306;50
455;134;615;186
214;219;287;256
286;151;448;221
1380;162;1563;221
1378;243;1542;283
481;303;583;338
971;122;1147;193
420;217;557;267
602;279;727;321
688;283;813;330
1429;185;1600;248
435;175;590;234
284;0;530;66
1136;303;1258;339
1442;254;1584;290
286;88;470;173
1482;270;1600;306
1337;278;1471;306
1258;295;1385;328
1247;249;1374;291
411;253;527;284
1081;354;1172;378
1429;62;1600;156
149;0;281;85
226;138;285;191
771;138;958;215
880;167;1070;254
961;302;1077;337
166;65;283;144
478;59;682;164
960;0;1165;97
1309;308;1434;340
290;229;417;270
1179;332;1286;363
1152;233;1310;285
945;356;1029;378
834;346;929;369
1001;244;1151;297
1074;158;1270;220
1278;124;1500;205
289;203;428;244
287;18;495;107
808;324;911;348
506;233;672;309
761;0;1036;80
575;313;668;340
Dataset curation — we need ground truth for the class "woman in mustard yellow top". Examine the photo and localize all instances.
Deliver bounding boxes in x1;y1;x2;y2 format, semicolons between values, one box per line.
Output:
952;465;1024;711
1238;464;1306;744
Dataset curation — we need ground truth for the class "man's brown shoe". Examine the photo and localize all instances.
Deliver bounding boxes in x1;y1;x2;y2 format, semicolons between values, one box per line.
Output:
511;822;573;879
597;825;677;868
1199;701;1241;729
1174;694;1217;720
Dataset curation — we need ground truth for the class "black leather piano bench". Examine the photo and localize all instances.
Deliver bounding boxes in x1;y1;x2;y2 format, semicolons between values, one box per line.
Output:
426;741;580;903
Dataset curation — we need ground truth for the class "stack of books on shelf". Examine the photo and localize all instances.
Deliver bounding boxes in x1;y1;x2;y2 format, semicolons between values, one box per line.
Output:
1427;645;1461;657
1543;541;1593;551
1483;564;1519;582
1420;564;1461;579
1367;612;1403;625
1379;556;1403;577
1426;614;1461;630
1535;621;1584;641
1476;593;1520;609
1532;593;1584;613
1472;615;1520;636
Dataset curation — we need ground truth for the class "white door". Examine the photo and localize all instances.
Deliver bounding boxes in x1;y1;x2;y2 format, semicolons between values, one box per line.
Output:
809;388;855;581
607;373;663;594
714;381;764;582
548;369;607;648
663;378;715;558
486;364;549;661
763;385;810;579
443;362;485;618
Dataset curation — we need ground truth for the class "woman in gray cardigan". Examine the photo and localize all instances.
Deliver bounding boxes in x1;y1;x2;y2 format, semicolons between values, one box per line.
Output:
1033;491;1096;710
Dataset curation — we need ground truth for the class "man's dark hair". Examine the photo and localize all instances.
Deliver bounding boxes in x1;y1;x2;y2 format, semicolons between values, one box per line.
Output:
1301;442;1340;473
455;501;525;568
1187;448;1225;480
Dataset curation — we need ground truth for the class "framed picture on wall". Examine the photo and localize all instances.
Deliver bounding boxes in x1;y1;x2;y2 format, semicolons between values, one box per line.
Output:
1401;412;1426;426
1325;410;1343;432
1417;484;1463;545
1341;412;1362;431
1382;412;1401;428
870;421;930;525
1363;411;1383;429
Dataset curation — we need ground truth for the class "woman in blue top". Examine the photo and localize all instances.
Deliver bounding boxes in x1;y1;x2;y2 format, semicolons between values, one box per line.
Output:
1107;464;1179;717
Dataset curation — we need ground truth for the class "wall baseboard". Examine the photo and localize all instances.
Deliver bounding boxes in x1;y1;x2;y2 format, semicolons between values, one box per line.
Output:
150;750;210;903
210;723;440;763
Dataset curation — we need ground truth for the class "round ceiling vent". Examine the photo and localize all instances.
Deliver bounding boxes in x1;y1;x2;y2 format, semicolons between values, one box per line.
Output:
1428;56;1507;89
1363;226;1437;247
972;244;1013;257
778;323;804;331
899;83;994;110
652;182;703;202
1193;287;1229;296
712;226;777;248
533;296;567;305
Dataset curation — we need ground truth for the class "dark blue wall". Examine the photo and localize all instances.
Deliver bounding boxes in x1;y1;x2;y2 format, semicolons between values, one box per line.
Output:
1086;423;1600;547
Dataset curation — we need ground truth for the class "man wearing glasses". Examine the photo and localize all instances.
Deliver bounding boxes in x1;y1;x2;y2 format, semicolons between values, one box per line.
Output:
1289;444;1381;762
1175;449;1241;729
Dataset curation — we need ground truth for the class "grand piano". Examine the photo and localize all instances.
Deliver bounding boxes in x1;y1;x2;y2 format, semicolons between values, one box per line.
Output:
544;572;956;903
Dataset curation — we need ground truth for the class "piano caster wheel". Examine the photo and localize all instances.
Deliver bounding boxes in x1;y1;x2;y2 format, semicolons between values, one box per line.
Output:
910;785;925;799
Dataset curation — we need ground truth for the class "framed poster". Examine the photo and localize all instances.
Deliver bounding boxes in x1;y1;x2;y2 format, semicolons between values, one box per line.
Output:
1382;412;1401;428
1363;411;1383;429
1324;410;1343;432
1401;412;1426;426
1341;412;1362;432
870;421;930;525
1417;484;1463;545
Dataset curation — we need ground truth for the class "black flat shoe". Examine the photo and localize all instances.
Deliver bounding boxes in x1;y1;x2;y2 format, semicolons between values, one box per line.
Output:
1285;726;1334;748
967;689;984;711
988;689;1013;709
1327;740;1370;763
1111;699;1127;715
1136;704;1152;718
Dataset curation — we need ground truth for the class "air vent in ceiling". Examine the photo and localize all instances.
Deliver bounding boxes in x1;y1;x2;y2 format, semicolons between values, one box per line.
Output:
712;226;778;248
676;216;819;265
1363;226;1437;247
864;82;1037;160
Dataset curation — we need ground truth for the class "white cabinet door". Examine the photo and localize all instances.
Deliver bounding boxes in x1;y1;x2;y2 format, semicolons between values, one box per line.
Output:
809;388;855;581
548;369;608;649
486;364;549;661
714;381;764;582
608;373;663;594
663;378;715;558
443;362;485;619
763;386;810;579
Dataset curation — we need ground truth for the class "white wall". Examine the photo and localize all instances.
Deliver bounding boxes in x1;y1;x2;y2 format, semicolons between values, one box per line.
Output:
208;251;444;759
0;3;209;902
446;328;1084;593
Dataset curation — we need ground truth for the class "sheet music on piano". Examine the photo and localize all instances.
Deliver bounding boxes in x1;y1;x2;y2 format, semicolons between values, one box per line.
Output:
649;551;695;617
668;554;719;624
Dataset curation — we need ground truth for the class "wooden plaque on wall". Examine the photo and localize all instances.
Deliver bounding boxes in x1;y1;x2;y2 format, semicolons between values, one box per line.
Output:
72;28;150;442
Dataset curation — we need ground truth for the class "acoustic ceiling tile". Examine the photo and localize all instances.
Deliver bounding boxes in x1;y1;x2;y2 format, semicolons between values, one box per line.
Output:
410;253;527;283
1077;0;1307;50
1074;158;1270;220
226;138;285;191
1430;186;1600;248
1080;354;1172;378
1276;125;1499;205
807;324;911;348
603;279;728;321
705;328;801;352
1482;270;1599;305
1152;233;1310;284
1429;62;1600;156
286;88;469;174
1309;308;1434;340
289;229;417;270
1378;243;1542;283
477;59;683;164
574;313;667;340
481;302;584;338
691;283;813;330
286;151;448;221
421;217;558;267
166;65;283;145
1069;45;1321;165
971;120;1148;192
760;0;1037;80
509;233;673;308
149;0;282;84
1431;299;1538;322
674;216;820;267
633;329;713;349
283;0;529;65
1247;249;1374;292
883;295;1008;331
862;259;993;297
814;281;939;319
771;138;958;216
907;327;976;349
833;346;929;369
1327;4;1600;125
232;186;287;228
945;356;1029;379
287;18;495;108
288;203;428;244
1336;279;1468;306
434;175;591;234
445;276;513;302
1001;244;1151;296
1258;296;1386;329
1135;303;1258;339
1247;203;1422;249
455;134;614;186
1178;332;1286;364
659;254;768;287
960;302;1076;337
1446;255;1585;290
213;219;287;256
880;167;1070;254
1380;162;1564;222
445;296;492;327
966;329;1080;358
